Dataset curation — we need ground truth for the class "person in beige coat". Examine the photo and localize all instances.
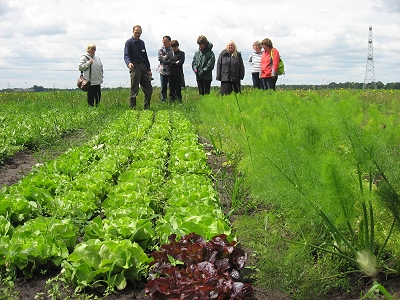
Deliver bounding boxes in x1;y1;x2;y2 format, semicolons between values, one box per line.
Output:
79;43;104;106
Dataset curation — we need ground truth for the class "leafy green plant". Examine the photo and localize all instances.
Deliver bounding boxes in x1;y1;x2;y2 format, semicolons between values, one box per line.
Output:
312;106;400;277
34;276;65;300
145;233;256;299
360;281;396;300
0;215;13;237
316;201;396;277
156;205;232;244
208;131;223;156
169;143;210;174
0;192;39;225
281;148;398;278
5;216;79;278
83;215;156;250
258;93;400;278
226;169;246;218
0;277;19;300
0;91;123;162
157;173;232;244
61;239;152;294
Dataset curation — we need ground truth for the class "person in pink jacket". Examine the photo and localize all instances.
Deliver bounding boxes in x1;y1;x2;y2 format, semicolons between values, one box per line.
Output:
260;38;280;91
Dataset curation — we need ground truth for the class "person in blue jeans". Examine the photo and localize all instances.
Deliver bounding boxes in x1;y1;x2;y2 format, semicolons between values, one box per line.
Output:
260;38;280;91
157;36;171;102
248;41;263;89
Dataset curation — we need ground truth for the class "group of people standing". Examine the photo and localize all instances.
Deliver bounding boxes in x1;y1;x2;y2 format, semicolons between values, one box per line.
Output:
78;24;281;109
248;38;281;91
157;36;185;102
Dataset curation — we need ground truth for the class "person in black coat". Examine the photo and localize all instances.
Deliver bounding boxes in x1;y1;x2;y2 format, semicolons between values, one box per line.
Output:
216;40;245;95
165;40;185;102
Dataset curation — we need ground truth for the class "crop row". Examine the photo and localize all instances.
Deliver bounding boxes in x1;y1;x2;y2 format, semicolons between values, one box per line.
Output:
0;109;231;293
0;93;116;162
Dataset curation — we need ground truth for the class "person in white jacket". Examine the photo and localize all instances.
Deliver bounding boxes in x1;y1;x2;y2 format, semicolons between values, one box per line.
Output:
79;43;104;106
248;41;263;89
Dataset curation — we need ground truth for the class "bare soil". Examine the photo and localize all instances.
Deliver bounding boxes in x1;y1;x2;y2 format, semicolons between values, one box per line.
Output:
0;151;38;188
1;141;400;300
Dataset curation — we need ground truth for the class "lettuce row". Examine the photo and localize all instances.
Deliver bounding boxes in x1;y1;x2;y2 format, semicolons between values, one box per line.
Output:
155;112;232;244
61;239;152;293
60;111;173;291
0;100;107;162
0;110;154;225
0;110;155;277
4;216;79;278
1;110;234;295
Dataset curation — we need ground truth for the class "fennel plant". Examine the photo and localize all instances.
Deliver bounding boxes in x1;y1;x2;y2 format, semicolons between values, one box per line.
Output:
307;124;399;278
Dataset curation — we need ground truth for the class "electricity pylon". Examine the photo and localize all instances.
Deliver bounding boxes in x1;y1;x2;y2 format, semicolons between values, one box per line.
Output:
363;26;377;89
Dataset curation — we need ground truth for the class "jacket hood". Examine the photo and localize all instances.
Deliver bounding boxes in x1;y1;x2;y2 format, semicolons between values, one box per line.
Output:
221;49;242;56
221;49;230;56
206;42;213;51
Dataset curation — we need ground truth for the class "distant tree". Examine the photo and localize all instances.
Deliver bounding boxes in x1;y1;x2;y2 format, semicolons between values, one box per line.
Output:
328;82;338;88
385;82;400;89
376;81;384;89
363;83;377;89
32;85;45;92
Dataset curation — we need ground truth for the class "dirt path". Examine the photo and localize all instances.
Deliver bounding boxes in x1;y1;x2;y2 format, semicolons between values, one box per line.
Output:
0;151;38;188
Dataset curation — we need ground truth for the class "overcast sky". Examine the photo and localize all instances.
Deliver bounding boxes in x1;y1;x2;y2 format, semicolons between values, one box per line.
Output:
0;0;399;89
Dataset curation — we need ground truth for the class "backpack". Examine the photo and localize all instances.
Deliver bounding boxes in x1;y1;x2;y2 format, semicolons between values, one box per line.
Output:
271;49;285;75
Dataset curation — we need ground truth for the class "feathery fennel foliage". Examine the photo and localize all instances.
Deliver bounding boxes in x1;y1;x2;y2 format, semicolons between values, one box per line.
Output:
194;89;400;281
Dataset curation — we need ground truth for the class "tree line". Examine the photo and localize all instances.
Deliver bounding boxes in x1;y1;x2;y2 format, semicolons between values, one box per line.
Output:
279;81;400;90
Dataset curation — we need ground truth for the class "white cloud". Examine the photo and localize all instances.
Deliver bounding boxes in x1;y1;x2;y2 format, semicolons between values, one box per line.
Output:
0;0;399;89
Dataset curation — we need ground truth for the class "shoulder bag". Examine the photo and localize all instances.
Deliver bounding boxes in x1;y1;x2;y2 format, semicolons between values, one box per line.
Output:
270;49;285;75
77;56;92;91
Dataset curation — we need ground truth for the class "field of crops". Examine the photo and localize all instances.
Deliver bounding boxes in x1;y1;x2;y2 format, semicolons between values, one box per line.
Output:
1;88;400;299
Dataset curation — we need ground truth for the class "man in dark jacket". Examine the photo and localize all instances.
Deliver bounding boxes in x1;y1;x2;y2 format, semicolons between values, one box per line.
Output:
216;41;245;95
192;35;215;95
165;40;185;102
124;25;153;109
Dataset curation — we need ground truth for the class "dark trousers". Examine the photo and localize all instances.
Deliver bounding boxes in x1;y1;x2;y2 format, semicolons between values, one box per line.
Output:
251;72;262;89
220;81;241;96
197;79;211;95
262;77;278;91
160;74;170;102
87;85;101;106
129;62;153;109
169;74;182;101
